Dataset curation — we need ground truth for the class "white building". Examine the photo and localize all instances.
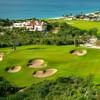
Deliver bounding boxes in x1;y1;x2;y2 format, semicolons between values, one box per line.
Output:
83;17;90;21
33;21;47;31
64;16;75;20
13;20;47;31
13;21;30;28
13;22;24;28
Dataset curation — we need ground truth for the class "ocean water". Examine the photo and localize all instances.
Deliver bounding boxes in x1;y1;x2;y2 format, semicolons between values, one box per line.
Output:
0;0;100;19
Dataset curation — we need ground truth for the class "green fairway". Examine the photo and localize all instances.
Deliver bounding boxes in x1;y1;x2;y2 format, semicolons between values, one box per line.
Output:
0;45;100;87
67;20;100;33
47;19;100;34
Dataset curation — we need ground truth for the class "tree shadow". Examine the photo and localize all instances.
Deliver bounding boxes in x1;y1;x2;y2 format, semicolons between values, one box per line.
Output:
27;47;46;50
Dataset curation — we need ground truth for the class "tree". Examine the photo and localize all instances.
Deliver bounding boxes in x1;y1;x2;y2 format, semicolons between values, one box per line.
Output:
11;29;17;51
0;77;19;97
72;29;81;47
89;28;98;36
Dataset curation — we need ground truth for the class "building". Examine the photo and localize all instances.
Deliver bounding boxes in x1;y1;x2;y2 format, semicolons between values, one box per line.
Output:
13;20;47;31
33;21;47;31
64;16;76;20
13;22;26;28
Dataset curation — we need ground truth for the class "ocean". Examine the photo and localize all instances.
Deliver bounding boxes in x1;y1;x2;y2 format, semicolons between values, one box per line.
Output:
0;0;100;19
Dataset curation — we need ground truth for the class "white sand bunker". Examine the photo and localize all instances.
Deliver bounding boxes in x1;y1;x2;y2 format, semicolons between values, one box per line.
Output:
28;59;47;68
70;49;87;56
6;66;21;73
0;53;4;61
33;68;57;78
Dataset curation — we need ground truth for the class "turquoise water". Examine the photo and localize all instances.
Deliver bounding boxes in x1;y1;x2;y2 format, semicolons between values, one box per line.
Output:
0;0;100;19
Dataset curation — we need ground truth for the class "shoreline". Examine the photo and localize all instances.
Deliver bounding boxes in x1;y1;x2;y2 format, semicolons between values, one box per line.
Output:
0;11;100;20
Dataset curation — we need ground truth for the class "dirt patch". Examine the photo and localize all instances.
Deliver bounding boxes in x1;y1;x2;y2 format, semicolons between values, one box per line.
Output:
6;66;21;73
33;68;57;78
0;53;4;61
28;59;47;68
52;27;60;34
70;49;87;56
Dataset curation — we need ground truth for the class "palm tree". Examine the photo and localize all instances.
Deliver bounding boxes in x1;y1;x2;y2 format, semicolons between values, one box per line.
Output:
72;29;81;47
11;29;17;51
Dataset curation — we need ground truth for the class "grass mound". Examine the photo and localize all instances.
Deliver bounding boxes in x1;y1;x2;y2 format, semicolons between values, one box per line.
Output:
33;68;57;78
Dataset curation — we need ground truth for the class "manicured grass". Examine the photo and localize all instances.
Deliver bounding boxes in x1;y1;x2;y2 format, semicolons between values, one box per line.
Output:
67;20;100;34
47;19;100;34
0;45;100;87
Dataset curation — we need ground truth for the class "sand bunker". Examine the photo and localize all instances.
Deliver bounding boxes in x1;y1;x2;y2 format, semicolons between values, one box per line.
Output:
70;49;87;56
28;59;47;68
33;68;57;78
0;53;4;61
6;66;21;73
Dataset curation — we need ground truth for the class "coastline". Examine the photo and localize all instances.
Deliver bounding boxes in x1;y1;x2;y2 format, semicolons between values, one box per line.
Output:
0;10;100;20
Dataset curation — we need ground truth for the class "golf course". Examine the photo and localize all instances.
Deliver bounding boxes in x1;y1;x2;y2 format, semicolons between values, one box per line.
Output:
0;45;100;87
66;20;100;33
48;19;100;34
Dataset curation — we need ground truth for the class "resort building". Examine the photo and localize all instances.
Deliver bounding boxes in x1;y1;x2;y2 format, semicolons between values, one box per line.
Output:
13;22;27;28
64;16;76;20
33;21;47;31
13;20;47;31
